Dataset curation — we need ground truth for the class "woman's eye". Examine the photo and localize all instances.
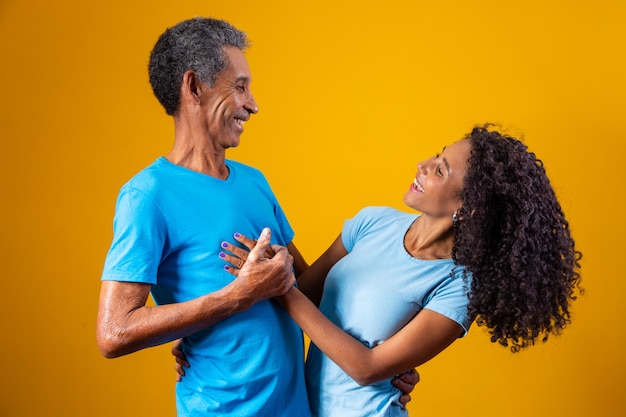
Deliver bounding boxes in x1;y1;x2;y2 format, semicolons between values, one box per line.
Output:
437;167;443;176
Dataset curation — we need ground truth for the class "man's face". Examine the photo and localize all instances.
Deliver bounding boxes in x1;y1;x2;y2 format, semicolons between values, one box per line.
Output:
201;46;258;149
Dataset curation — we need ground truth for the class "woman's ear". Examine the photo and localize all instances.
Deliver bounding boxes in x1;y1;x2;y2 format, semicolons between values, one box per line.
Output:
452;206;464;222
452;207;475;222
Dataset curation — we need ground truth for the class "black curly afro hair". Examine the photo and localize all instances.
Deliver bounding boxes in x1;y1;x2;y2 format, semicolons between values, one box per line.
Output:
452;124;583;352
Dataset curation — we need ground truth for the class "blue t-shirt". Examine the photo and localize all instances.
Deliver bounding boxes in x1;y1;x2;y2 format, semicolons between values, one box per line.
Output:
102;157;311;417
305;206;472;417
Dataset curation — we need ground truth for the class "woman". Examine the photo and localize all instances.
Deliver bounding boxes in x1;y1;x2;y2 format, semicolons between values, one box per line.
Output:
186;125;582;416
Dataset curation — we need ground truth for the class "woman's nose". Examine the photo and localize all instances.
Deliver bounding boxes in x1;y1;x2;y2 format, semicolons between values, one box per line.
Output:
418;156;435;173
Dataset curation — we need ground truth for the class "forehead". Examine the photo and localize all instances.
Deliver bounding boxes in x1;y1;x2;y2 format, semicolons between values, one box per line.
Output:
443;139;470;158
221;46;252;80
442;139;471;171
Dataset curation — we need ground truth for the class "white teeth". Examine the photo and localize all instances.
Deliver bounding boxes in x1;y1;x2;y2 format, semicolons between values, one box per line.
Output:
414;178;424;192
235;118;244;126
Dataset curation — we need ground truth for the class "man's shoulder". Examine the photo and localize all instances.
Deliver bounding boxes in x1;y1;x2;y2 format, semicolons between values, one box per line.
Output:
124;157;162;182
226;159;269;185
226;159;263;175
119;158;174;197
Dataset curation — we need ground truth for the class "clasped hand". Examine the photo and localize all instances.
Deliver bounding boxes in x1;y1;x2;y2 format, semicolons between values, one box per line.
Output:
173;229;420;408
221;227;295;302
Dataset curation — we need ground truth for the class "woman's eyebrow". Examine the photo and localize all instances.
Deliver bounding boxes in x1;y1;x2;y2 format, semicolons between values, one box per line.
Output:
443;157;451;174
440;146;450;174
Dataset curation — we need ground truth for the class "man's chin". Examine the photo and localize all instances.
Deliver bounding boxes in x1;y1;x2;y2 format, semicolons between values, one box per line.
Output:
222;137;241;149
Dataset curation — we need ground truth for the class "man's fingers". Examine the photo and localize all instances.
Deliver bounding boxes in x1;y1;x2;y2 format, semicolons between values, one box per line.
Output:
247;228;271;261
398;393;411;408
392;368;419;408
392;368;419;392
172;338;189;382
399;368;420;385
269;244;287;255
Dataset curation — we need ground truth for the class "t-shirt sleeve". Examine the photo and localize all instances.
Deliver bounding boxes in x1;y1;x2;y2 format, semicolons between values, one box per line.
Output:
101;185;166;284
341;207;389;252
271;192;294;245
423;268;473;336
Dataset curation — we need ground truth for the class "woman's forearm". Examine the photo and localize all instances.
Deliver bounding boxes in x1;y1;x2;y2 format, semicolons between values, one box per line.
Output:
279;287;397;385
279;286;462;386
294;234;347;306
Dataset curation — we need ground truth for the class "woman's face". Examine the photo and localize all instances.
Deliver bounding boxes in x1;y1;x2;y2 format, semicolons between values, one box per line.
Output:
404;139;471;219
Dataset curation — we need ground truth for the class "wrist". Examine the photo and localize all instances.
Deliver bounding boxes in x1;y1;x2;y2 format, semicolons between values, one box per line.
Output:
224;277;255;312
284;284;299;298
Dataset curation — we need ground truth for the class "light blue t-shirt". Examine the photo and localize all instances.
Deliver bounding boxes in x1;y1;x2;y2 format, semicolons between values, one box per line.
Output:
305;206;472;417
102;157;311;417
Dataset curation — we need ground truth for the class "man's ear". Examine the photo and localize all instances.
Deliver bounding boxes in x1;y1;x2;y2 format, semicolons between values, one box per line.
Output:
181;70;203;103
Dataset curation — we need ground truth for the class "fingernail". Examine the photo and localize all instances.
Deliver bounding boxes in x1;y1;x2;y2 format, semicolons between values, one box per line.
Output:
234;232;241;238
224;265;230;271
219;252;226;259
221;242;228;248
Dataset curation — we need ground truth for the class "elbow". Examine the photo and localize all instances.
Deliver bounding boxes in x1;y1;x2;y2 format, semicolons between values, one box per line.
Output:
96;323;130;359
353;374;377;387
97;333;122;359
99;348;119;360
348;368;380;386
97;340;122;359
347;360;399;386
338;355;385;386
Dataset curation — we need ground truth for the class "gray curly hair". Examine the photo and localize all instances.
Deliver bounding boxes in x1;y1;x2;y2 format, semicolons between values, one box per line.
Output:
148;17;249;115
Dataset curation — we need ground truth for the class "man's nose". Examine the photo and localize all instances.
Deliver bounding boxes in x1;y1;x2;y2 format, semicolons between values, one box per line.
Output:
245;93;259;114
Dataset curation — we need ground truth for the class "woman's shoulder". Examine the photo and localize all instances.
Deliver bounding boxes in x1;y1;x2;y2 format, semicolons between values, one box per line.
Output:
355;206;415;221
348;206;417;233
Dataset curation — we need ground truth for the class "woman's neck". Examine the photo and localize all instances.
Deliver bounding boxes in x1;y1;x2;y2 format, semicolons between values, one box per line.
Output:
403;215;454;260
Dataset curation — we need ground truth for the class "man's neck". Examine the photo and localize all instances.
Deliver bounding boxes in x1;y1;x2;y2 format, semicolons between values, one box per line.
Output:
168;116;229;179
165;147;229;179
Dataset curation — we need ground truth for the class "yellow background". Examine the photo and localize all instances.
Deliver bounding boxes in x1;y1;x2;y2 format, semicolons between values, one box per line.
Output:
1;0;624;416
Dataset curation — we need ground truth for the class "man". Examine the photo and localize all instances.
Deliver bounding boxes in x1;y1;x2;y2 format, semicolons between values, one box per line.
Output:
97;17;416;416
